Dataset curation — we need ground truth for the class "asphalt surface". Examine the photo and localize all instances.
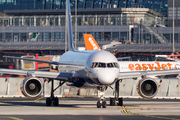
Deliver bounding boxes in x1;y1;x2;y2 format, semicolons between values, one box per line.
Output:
0;97;180;120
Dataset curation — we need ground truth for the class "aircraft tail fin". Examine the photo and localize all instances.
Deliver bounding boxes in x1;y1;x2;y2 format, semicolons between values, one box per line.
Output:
83;34;101;50
66;0;74;51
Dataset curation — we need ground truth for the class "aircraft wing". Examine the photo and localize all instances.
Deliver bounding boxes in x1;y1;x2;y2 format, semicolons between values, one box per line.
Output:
119;69;180;79
3;56;83;66
0;68;72;81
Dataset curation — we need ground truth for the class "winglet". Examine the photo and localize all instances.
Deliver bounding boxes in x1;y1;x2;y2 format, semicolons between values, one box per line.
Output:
83;34;101;50
66;0;74;51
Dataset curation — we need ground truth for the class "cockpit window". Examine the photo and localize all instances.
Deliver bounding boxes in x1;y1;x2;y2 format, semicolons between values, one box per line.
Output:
91;63;99;68
91;63;94;68
107;63;114;68
91;62;119;68
98;63;106;68
113;63;119;68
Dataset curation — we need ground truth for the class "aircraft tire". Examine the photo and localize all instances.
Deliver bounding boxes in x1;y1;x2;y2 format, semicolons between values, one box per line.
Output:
97;101;101;108
46;98;51;106
118;98;123;106
102;101;106;108
53;97;59;106
110;98;115;106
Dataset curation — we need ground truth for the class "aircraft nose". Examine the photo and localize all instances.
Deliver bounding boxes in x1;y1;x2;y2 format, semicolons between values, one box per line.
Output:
97;69;116;85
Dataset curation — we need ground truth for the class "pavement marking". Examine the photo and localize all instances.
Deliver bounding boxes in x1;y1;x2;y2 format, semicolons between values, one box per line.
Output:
134;105;175;107
33;96;44;102
0;102;8;104
121;106;180;120
44;108;90;110
8;117;23;120
127;109;155;111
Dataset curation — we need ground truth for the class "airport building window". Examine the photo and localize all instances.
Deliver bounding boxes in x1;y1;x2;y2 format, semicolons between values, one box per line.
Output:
104;32;111;41
110;0;118;8
37;33;43;42
21;3;29;10
54;32;60;41
70;0;75;9
13;33;19;42
45;0;52;9
55;18;59;26
29;3;36;9
77;17;82;25
5;0;13;10
127;0;135;8
36;18;41;26
85;0;93;9
5;33;12;42
60;32;65;42
78;32;85;41
93;0;101;9
102;0;110;8
20;33;27;42
53;0;60;9
77;0;85;9
60;18;65;26
0;33;2;42
119;0;126;8
60;0;66;9
44;33;51;42
13;3;21;10
36;0;44;9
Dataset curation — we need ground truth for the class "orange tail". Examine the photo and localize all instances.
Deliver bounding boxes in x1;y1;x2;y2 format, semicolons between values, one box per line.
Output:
83;34;101;50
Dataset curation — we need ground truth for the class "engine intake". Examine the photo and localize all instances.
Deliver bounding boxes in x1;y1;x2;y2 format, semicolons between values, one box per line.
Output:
20;77;42;98
137;77;158;99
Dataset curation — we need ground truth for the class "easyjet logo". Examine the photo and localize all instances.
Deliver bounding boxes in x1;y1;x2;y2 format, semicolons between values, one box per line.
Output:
128;62;179;71
88;37;100;50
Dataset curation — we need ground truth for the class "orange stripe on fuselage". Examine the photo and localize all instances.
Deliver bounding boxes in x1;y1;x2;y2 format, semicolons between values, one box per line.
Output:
84;34;101;50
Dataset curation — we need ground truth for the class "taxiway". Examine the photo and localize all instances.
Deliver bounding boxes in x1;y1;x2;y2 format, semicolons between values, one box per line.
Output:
0;97;180;120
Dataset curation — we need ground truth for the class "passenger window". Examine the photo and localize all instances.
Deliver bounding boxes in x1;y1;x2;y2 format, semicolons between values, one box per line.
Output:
98;63;106;68
107;63;114;68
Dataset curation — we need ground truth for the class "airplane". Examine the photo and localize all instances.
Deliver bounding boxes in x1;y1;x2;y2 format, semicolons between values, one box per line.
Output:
84;34;180;75
1;0;180;108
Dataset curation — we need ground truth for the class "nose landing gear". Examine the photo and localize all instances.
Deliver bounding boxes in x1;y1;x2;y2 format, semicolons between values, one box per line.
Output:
97;87;107;108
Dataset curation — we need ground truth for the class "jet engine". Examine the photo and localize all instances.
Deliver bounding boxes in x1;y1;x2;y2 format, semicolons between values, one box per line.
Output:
137;77;158;99
20;77;42;98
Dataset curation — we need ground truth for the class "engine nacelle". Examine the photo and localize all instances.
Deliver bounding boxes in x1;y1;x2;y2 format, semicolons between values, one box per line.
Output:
20;77;42;98
137;77;158;99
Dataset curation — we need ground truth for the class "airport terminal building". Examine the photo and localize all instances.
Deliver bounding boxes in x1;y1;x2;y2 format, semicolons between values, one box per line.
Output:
0;0;179;61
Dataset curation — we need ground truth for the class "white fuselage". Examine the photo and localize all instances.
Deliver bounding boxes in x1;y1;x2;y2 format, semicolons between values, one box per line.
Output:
119;61;180;72
58;50;120;86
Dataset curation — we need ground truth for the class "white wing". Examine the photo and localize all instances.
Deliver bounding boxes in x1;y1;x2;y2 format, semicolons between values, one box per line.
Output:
0;68;72;81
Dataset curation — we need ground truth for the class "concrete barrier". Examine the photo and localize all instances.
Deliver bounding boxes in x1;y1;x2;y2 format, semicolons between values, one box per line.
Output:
0;77;180;99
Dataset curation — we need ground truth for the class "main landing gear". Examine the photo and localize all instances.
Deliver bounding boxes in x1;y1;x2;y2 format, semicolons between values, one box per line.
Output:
110;80;123;106
97;87;107;108
46;79;65;106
